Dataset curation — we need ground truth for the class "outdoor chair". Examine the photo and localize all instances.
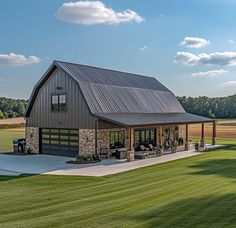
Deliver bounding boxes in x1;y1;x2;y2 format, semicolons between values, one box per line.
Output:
99;148;111;159
148;144;157;157
140;145;150;151
135;151;149;159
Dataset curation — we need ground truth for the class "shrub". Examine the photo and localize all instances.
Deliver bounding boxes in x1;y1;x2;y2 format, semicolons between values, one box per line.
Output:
170;140;178;153
26;148;33;154
76;154;98;163
178;137;184;146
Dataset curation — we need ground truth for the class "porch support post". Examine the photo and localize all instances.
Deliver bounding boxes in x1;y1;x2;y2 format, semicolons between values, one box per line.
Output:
185;124;189;150
200;123;205;147
127;127;135;162
129;127;134;151
212;121;216;145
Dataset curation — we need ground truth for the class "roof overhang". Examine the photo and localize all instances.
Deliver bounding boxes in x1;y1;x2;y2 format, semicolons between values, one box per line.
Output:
95;113;215;127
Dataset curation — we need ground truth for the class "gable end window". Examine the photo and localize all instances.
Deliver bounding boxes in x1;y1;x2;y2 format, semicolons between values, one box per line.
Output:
51;94;66;111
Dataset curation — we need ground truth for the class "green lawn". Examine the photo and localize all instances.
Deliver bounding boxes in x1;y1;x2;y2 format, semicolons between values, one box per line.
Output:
0;128;25;152
0;147;236;227
189;136;236;145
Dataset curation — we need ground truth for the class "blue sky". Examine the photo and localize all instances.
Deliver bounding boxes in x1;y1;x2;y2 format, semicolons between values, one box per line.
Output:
1;0;236;99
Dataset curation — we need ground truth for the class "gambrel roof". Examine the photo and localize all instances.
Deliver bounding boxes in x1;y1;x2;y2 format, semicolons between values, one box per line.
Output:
25;60;212;125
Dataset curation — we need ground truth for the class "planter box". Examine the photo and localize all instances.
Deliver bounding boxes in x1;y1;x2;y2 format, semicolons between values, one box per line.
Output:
116;149;127;159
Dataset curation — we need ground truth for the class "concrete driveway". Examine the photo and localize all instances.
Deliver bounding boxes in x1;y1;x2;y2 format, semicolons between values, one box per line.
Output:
0;154;73;175
0;150;204;177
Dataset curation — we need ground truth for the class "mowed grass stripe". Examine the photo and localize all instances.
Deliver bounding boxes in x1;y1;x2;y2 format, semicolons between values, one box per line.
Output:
1;147;236;227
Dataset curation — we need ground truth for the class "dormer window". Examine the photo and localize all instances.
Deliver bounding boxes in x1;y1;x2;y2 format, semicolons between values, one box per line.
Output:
51;94;66;111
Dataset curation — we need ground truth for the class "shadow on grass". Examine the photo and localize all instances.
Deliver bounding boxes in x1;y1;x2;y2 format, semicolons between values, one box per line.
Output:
188;158;236;179
187;145;236;179
120;194;236;227
0;174;36;182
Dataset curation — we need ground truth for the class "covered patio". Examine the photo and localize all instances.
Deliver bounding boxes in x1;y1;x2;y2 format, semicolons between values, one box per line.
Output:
95;113;217;160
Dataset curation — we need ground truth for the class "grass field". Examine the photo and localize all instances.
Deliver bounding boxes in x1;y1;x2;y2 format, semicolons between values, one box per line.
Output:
0;119;236;152
189;119;236;145
0;147;235;227
0;128;25;152
0;117;25;125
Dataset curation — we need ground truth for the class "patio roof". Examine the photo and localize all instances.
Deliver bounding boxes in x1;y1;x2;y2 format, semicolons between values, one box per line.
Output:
95;113;214;127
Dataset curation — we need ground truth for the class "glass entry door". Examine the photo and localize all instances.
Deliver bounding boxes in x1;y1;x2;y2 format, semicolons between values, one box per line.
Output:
134;129;156;150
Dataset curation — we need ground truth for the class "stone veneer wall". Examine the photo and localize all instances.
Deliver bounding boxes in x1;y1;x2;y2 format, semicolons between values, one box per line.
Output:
178;125;185;138
26;127;39;154
79;129;95;156
97;128;129;152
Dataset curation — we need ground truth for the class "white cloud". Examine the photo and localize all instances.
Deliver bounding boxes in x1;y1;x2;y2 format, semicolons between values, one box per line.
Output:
55;1;144;25
180;36;210;48
139;45;148;52
223;81;236;88
228;39;236;44
192;69;228;78
0;53;40;66
175;51;236;66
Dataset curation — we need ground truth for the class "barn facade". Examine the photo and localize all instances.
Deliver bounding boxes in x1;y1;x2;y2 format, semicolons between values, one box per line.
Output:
25;61;216;158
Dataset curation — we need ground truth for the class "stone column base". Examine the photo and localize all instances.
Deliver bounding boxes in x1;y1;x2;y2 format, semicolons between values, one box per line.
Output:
200;139;205;147
212;137;216;145
26;127;39;154
185;142;189;151
127;150;135;162
79;129;95;156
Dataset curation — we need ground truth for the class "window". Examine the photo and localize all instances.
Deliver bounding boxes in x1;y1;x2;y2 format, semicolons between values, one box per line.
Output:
134;129;156;150
163;127;171;150
110;131;125;149
51;94;66;111
174;126;179;140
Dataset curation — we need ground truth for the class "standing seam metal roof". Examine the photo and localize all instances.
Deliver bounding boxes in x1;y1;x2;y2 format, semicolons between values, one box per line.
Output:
55;61;185;114
25;61;212;124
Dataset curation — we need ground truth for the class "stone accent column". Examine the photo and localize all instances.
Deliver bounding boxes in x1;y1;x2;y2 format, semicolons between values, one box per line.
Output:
96;128;128;153
127;150;135;162
212;121;216;145
185;124;189;150
155;127;159;146
200;123;205;147
26;127;39;154
159;126;163;146
79;129;95;156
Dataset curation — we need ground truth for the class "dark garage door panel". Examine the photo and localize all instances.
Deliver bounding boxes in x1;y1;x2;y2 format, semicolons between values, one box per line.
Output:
40;129;79;157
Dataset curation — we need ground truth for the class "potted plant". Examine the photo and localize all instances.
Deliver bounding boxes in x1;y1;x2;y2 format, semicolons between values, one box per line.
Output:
178;137;184;146
157;145;163;156
195;142;199;151
170;140;178;153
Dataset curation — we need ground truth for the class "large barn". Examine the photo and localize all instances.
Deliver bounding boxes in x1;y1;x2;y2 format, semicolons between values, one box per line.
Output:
25;61;216;158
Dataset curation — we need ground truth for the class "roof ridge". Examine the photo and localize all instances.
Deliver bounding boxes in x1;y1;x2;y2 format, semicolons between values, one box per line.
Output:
55;60;157;80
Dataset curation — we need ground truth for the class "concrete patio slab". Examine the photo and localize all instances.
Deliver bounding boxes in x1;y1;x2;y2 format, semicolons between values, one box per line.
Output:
0;150;200;177
46;150;202;176
0;145;224;177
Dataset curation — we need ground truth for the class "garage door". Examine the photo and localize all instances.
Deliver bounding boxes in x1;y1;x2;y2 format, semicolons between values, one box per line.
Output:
40;128;79;157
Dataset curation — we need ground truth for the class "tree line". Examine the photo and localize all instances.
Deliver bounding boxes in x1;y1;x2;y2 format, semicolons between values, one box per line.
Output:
0;97;28;119
0;94;236;119
177;94;236;118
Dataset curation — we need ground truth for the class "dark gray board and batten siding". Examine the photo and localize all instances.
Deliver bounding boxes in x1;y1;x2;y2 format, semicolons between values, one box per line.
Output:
26;68;97;129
